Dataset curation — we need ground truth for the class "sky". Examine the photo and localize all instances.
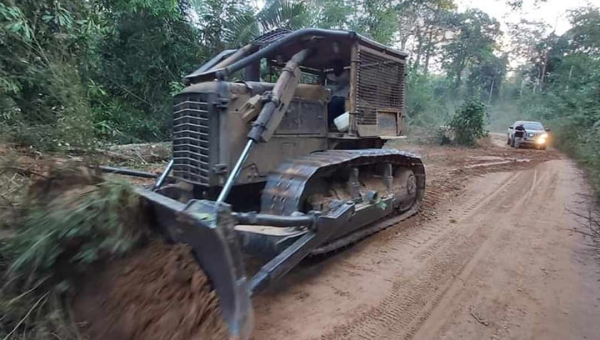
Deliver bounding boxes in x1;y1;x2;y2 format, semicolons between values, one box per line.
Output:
457;0;599;35
455;0;599;68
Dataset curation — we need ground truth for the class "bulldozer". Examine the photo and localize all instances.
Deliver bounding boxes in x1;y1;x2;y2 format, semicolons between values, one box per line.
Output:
107;28;426;339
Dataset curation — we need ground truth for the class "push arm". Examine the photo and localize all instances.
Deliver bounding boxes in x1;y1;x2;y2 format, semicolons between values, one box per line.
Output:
217;48;313;203
247;48;313;142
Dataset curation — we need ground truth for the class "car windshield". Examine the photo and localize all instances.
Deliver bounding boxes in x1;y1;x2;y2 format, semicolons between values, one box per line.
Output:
522;122;543;130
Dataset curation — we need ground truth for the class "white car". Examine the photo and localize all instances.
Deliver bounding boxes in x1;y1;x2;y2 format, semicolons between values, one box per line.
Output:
507;121;549;150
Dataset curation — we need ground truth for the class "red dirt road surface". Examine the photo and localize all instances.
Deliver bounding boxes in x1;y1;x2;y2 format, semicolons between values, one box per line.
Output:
250;135;600;340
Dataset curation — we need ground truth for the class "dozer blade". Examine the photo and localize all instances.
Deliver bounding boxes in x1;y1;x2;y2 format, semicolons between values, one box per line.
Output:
135;189;253;340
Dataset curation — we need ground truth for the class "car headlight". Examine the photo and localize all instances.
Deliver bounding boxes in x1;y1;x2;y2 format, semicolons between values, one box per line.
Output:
536;134;547;144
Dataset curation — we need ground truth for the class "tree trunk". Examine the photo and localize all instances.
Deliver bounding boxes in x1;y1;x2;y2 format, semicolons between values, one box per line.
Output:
539;50;548;91
453;56;466;96
413;27;425;72
423;5;442;76
423;26;435;75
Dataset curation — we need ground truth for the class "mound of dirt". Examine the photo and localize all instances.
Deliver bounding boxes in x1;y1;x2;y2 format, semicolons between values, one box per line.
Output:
73;241;228;340
2;158;228;340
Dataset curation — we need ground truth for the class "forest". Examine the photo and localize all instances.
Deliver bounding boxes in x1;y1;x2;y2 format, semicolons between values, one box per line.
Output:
1;0;599;196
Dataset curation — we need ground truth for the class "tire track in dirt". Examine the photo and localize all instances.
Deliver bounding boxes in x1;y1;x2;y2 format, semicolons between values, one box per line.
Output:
411;160;600;340
250;138;595;340
413;172;519;262
319;171;526;340
316;162;589;340
410;168;548;340
250;171;491;340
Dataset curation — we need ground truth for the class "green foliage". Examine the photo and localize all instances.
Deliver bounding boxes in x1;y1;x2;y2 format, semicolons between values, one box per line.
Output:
406;73;452;128
400;4;506;130
0;0;96;150
4;168;148;288
567;7;600;56
92;0;204;143
310;0;354;30
223;0;309;46
0;0;204;149
466;54;507;102
310;0;398;44
0;164;149;339
350;0;397;45
442;10;502;96
449;100;488;146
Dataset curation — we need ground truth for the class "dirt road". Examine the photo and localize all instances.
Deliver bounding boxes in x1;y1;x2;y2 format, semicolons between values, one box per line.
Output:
251;136;600;340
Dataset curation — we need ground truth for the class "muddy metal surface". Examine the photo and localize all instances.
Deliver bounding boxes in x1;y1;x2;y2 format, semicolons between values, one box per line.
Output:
251;136;600;340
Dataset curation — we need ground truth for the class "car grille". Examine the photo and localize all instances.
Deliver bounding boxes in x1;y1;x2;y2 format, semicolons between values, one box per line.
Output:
172;93;212;185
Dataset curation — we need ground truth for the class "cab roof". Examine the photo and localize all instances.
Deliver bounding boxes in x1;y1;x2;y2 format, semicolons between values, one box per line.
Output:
255;28;408;70
187;28;408;82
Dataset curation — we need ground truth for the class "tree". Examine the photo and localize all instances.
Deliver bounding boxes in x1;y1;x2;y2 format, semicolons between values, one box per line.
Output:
0;0;207;146
309;0;354;30
351;0;397;45
90;0;204;142
466;53;507;103
566;7;600;57
0;1;87;118
508;19;550;63
503;0;548;10
191;0;256;51
396;0;457;73
310;0;398;45
441;10;501;95
0;0;96;147
224;0;310;47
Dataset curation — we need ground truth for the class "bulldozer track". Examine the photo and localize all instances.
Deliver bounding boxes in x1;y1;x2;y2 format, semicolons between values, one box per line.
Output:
260;149;426;254
312;199;422;255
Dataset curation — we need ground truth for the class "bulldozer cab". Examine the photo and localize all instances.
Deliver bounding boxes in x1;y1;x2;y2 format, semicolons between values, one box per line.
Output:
185;28;408;138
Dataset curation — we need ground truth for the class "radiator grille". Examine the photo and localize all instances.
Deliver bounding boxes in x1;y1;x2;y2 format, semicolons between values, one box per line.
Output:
355;49;405;125
172;94;212;185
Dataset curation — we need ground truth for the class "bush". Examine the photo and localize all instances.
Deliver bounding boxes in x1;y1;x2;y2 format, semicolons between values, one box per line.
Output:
552;117;600;203
448;100;488;146
406;73;453;128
